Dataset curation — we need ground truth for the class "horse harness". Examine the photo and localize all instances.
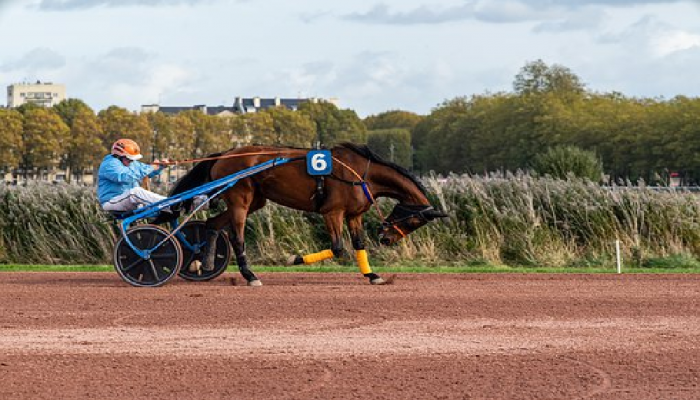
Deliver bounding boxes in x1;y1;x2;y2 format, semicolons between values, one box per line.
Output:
165;149;423;235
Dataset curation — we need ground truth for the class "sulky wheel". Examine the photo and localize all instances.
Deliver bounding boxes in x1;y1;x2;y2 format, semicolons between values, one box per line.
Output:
176;221;231;282
113;224;183;287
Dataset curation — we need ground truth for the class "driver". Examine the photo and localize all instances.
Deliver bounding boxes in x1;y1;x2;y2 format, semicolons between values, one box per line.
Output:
97;139;168;213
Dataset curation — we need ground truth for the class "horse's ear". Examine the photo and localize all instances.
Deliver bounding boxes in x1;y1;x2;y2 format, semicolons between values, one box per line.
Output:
425;210;448;220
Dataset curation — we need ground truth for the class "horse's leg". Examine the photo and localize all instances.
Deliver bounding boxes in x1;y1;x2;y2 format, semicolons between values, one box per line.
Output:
228;205;261;286
347;215;386;285
201;212;229;271
222;188;266;286
287;211;344;266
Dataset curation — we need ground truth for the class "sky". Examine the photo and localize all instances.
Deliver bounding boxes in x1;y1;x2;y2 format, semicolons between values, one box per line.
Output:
1;0;699;117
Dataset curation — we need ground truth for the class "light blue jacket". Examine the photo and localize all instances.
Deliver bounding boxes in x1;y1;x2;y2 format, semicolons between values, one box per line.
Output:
97;155;163;204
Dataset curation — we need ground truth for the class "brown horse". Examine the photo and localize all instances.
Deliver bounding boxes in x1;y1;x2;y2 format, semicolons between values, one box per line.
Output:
166;143;446;286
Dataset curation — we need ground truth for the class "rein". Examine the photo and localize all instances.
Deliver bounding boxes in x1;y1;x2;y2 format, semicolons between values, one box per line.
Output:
157;151;292;166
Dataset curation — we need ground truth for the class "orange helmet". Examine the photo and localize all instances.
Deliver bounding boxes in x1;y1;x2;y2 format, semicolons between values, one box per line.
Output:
111;139;143;161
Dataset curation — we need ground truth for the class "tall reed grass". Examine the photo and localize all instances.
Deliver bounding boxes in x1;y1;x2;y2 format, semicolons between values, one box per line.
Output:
1;175;699;268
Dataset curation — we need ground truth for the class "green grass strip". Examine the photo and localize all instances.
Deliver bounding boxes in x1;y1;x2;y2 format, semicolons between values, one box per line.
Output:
2;264;700;274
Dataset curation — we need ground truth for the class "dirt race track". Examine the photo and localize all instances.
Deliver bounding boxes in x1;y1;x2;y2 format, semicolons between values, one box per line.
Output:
1;272;699;400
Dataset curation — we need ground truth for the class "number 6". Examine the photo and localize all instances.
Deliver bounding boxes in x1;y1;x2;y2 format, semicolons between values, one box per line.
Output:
311;153;327;171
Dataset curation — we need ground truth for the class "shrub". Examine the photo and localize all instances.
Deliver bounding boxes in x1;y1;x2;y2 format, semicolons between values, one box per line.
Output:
532;145;603;181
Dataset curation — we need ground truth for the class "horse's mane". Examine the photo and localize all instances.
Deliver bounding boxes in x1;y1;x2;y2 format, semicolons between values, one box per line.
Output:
335;142;428;197
168;152;223;197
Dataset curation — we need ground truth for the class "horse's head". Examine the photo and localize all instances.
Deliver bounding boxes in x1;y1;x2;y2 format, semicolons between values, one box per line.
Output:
377;204;447;246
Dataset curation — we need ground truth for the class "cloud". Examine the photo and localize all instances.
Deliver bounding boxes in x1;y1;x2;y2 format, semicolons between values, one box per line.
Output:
255;51;471;116
525;0;687;8
89;47;152;85
36;0;217;11
471;1;559;23
533;7;605;32
74;47;195;108
343;0;691;26
651;30;700;57
583;44;700;99
343;3;475;25
598;15;700;58
0;47;65;73
342;1;573;25
300;10;332;24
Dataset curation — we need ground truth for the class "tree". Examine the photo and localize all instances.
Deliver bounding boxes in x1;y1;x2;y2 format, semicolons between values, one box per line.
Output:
15;102;41;115
65;108;104;182
412;97;471;173
98;106;152;159
264;106;316;147
53;98;94;127
230;112;275;146
364;110;423;131
20;107;70;178
367;129;412;169
0;109;23;171
181;111;231;157
53;99;103;182
335;109;367;144
168;114;196;161
513;59;585;98
145;111;176;160
298;101;366;146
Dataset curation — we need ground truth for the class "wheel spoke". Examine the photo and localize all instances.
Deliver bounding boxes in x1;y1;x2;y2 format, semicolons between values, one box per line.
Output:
148;231;159;249
151;251;177;260
133;231;147;248
194;226;202;244
148;259;160;281
122;257;146;273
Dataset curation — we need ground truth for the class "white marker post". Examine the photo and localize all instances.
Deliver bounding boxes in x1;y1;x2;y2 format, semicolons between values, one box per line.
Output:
615;240;622;274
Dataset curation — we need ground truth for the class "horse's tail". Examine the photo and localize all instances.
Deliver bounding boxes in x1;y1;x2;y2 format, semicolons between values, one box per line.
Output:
151;153;221;225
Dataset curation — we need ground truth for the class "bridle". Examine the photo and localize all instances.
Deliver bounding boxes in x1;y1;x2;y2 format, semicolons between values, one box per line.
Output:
381;204;436;238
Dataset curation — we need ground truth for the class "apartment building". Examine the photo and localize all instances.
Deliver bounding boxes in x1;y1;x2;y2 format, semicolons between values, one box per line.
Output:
7;81;66;108
141;96;339;116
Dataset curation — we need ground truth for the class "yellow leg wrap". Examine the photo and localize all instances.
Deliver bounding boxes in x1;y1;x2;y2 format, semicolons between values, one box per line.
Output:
356;250;372;275
303;249;334;265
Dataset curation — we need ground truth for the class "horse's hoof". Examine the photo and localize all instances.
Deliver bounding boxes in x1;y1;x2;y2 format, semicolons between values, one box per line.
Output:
286;255;303;266
188;260;202;273
370;277;387;285
202;263;215;272
247;279;263;287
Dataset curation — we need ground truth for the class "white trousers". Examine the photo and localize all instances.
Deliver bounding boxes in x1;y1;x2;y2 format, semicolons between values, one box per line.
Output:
102;187;167;212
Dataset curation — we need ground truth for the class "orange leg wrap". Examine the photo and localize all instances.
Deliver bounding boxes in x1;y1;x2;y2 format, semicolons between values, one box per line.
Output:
356;250;372;275
302;249;334;265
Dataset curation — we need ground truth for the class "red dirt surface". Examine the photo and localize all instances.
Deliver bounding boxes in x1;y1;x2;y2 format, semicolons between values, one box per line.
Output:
1;272;699;399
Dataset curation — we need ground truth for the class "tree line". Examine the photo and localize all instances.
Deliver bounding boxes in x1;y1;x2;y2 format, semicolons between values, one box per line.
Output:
3;59;700;183
406;60;700;183
0;100;368;181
